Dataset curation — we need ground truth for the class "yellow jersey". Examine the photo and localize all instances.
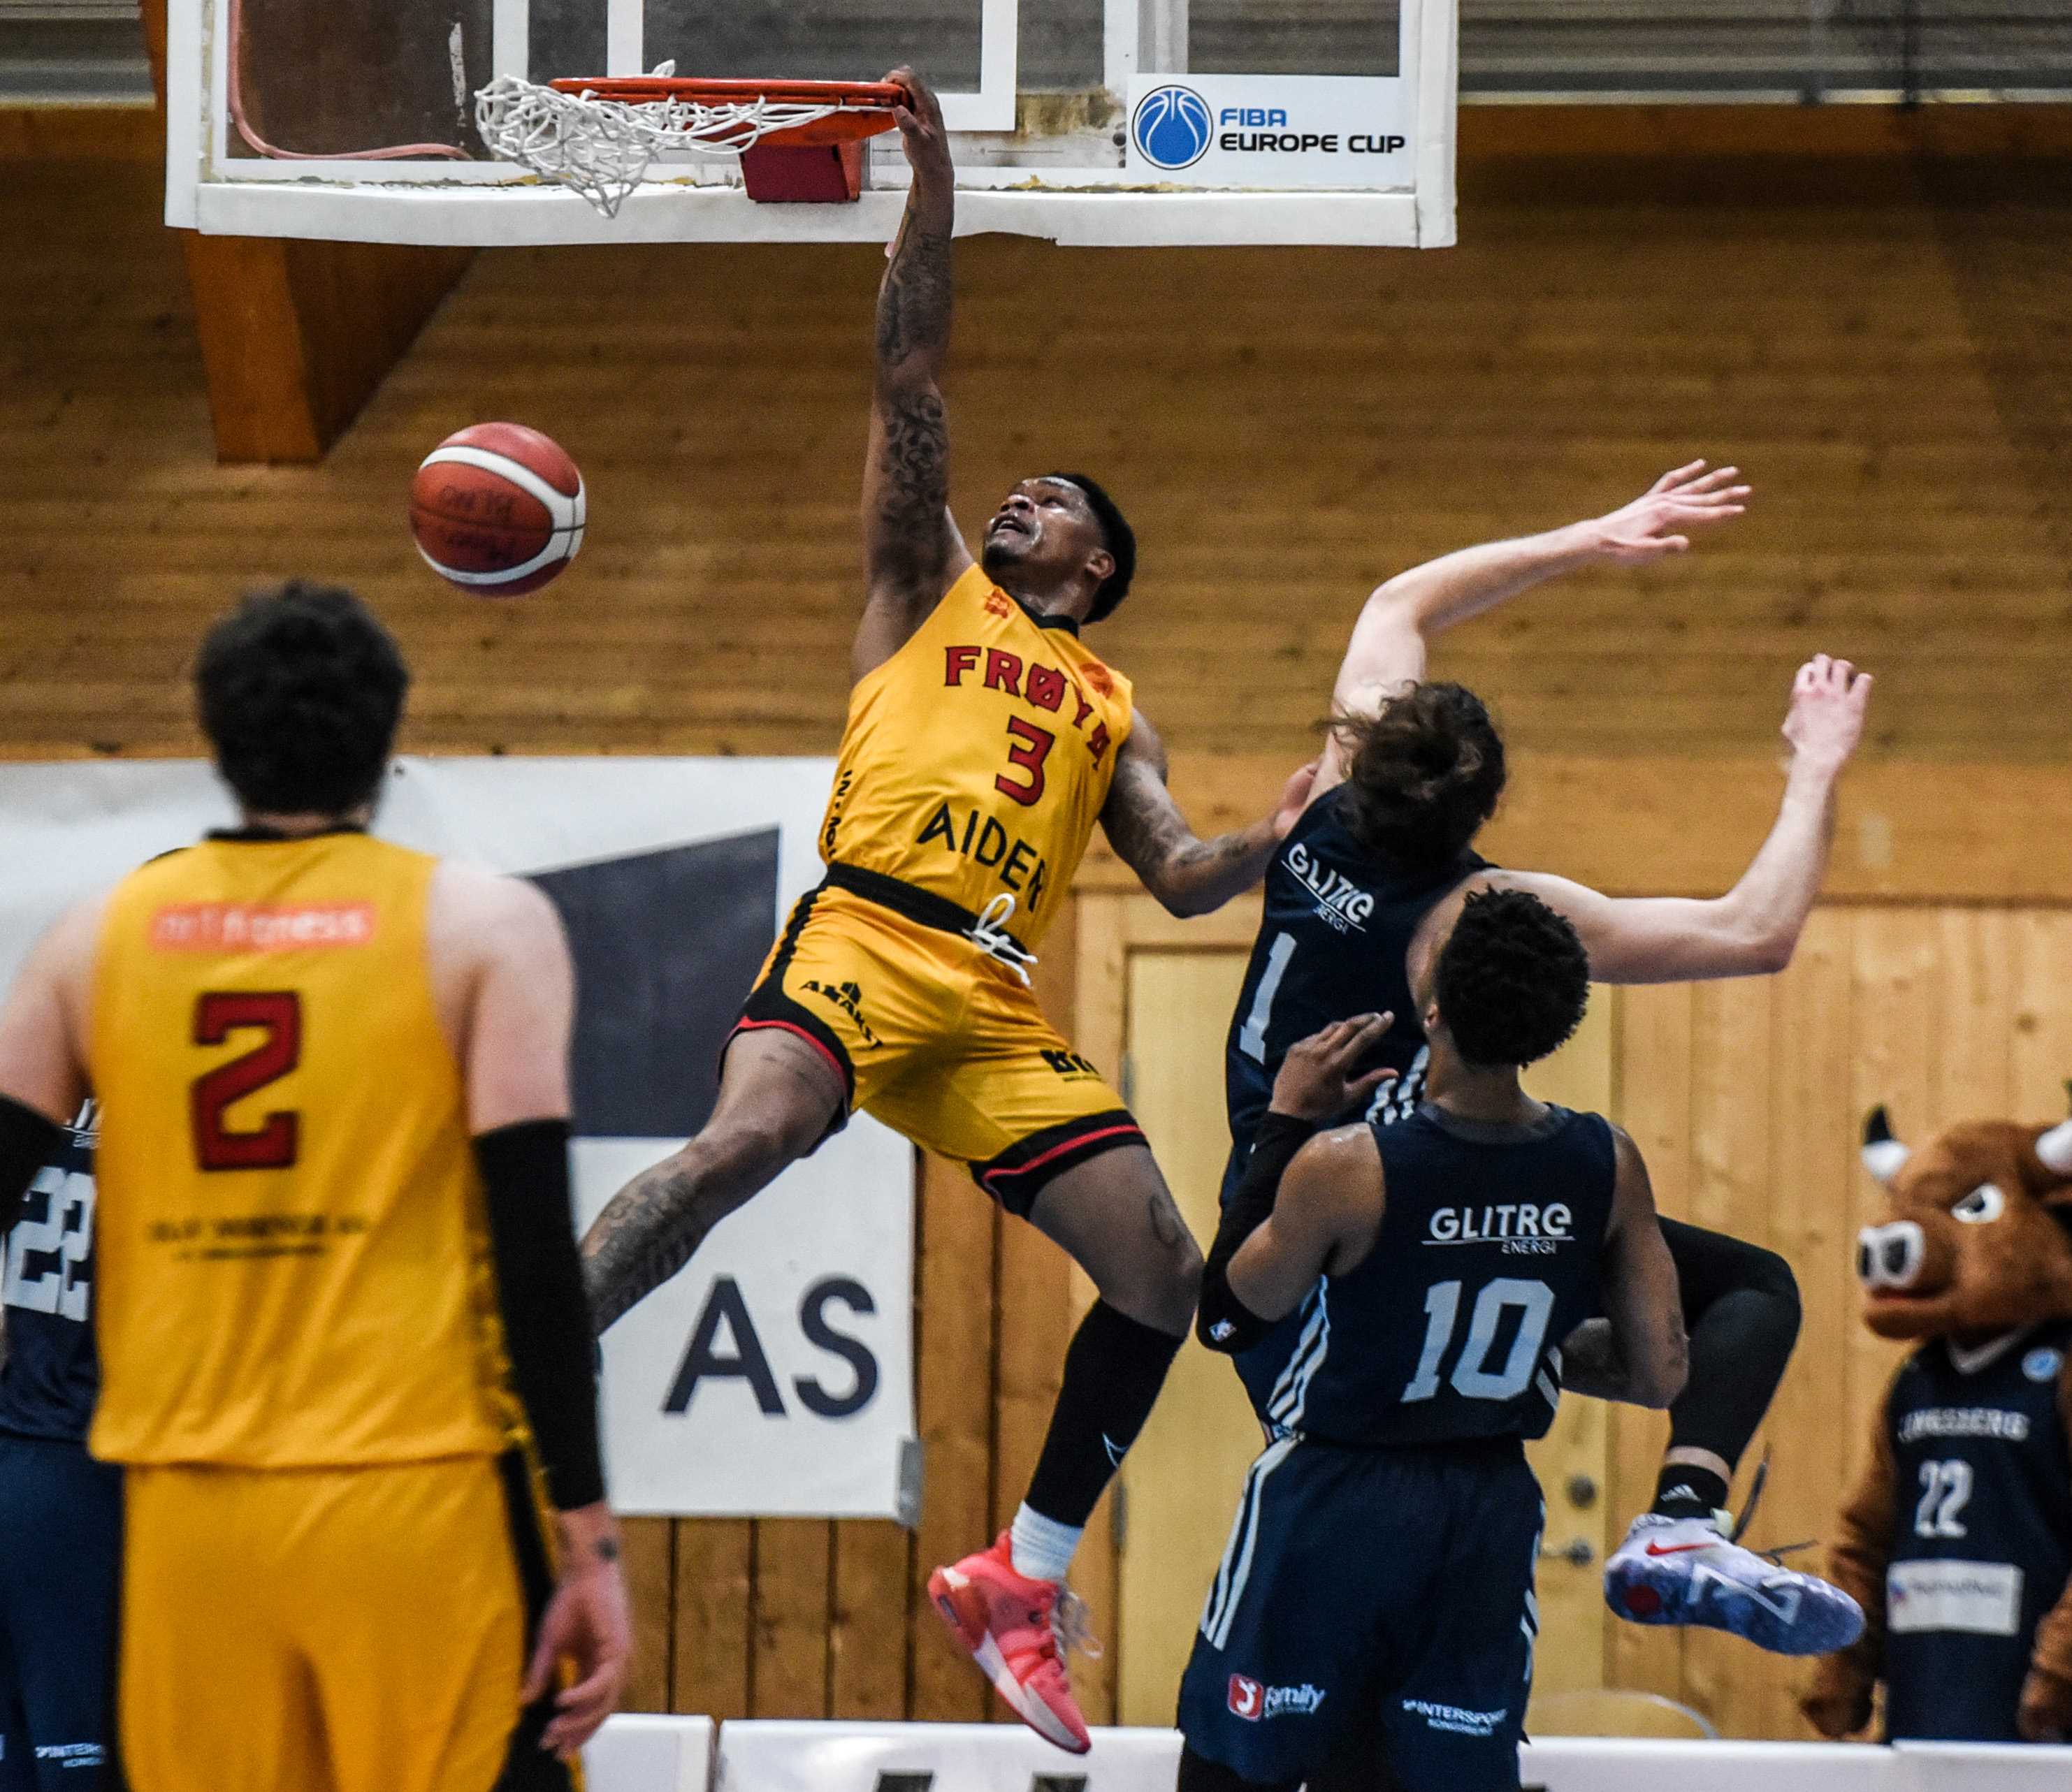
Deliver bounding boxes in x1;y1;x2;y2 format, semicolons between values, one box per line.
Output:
823;564;1135;948
85;831;512;1470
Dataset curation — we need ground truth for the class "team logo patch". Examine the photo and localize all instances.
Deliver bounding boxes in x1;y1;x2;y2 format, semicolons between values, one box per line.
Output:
1039;1048;1102;1082
2024;1346;2063;1382
803;979;878;1047
1228;1675;1326;1721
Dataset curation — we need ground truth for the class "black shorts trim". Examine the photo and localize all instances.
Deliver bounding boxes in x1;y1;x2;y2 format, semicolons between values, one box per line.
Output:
495;1447;579;1792
971;1108;1149;1218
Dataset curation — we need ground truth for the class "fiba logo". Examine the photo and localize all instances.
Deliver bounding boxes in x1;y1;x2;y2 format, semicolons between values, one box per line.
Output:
1132;85;1213;170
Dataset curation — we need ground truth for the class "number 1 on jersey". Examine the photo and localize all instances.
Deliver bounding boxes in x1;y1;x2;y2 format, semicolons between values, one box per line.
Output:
190;991;302;1172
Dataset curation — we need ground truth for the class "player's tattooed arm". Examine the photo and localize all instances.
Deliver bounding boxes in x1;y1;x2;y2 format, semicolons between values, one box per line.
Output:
579;1156;717;1334
857;67;973;680
1099;713;1315;919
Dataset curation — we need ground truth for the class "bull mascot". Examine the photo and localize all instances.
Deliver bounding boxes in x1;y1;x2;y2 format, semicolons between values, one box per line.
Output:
1802;1105;2072;1743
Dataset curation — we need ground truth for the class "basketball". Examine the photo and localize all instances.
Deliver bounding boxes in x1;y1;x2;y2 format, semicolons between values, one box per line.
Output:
410;422;586;597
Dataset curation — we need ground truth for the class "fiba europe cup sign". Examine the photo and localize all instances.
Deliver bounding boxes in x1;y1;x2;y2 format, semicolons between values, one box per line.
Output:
0;759;917;1522
1127;74;1412;189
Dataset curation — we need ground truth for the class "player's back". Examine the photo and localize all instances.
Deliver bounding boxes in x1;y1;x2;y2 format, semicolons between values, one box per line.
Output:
0;1100;99;1443
84;829;507;1469
1258;1100;1615;1448
1225;785;1487;1150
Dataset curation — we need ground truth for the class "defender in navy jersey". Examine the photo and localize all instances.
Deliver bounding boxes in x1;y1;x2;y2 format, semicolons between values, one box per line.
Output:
1180;891;1686;1792
1219;463;1874;1653
0;1101;119;1791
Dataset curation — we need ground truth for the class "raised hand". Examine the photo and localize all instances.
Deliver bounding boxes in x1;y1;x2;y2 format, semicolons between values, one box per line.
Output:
883;66;952;184
1781;653;1872;775
1587;460;1751;564
1269;1012;1396;1123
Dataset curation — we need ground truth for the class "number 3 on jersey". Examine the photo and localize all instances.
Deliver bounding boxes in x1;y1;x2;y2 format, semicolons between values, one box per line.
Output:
190;991;302;1172
995;717;1056;807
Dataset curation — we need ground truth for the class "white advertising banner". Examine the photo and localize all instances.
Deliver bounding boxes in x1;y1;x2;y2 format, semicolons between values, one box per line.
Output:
0;758;916;1520
1125;74;1412;189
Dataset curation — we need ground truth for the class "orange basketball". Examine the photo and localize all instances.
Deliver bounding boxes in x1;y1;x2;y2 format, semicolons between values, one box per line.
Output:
410;422;586;597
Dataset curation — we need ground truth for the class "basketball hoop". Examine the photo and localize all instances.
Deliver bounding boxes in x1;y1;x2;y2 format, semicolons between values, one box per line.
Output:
474;67;904;217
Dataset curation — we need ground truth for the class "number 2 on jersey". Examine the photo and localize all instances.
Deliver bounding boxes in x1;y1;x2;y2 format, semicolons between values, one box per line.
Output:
190;991;302;1172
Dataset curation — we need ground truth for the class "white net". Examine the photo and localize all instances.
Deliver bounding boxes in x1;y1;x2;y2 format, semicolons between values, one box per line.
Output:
474;64;848;217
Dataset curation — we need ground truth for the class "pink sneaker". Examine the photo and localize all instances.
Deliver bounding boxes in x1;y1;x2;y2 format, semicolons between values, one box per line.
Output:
927;1534;1096;1754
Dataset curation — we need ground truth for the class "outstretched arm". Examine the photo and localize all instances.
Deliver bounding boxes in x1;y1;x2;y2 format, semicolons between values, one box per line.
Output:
1100;713;1315;917
1315;462;1749;797
855;67;973;682
1486;655;1871;981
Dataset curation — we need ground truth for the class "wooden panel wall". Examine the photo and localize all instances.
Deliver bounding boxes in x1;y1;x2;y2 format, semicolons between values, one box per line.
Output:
3;117;2069;764
1602;908;2072;1738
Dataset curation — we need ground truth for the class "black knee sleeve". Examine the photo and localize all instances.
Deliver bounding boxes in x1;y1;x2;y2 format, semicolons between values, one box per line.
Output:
1177;1744;1300;1792
1660;1220;1803;1469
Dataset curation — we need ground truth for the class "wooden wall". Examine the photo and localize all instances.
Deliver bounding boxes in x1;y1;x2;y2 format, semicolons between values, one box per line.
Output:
3;108;2071;1732
3;112;2071;766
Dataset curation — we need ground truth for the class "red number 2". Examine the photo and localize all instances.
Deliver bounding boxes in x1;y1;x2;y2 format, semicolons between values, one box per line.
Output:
190;991;302;1172
995;717;1056;808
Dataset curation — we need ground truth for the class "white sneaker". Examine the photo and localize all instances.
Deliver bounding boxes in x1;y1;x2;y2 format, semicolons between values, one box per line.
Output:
1604;1512;1864;1656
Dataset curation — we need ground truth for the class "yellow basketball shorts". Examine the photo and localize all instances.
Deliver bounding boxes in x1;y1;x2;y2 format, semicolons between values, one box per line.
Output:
732;873;1147;1216
118;1450;575;1792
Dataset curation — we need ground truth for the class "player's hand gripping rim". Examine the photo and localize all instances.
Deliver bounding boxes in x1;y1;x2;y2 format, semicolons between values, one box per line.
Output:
528;1505;635;1760
883;65;953;182
1268;1012;1396;1124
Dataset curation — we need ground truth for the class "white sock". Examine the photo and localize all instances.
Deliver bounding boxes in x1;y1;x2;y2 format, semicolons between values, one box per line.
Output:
1010;1503;1082;1584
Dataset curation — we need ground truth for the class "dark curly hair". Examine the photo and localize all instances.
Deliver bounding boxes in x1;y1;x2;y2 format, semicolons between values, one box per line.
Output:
1332;683;1506;876
196;581;407;816
1046;472;1136;623
1434;888;1591;1070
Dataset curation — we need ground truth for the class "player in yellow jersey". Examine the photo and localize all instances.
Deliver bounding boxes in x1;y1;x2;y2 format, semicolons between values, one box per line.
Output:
579;70;1308;1754
0;585;631;1792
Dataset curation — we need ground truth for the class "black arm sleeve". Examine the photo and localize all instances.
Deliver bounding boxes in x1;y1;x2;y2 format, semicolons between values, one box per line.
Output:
474;1119;607;1513
1196;1112;1316;1355
0;1097;63;1238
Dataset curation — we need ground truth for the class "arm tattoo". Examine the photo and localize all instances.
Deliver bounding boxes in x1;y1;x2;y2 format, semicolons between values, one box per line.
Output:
877;224;953;371
1103;744;1274;916
875;388;950;560
580;1158;720;1335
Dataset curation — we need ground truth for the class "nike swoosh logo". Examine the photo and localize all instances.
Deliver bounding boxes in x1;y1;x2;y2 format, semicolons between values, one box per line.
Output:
1645;1542;1714;1556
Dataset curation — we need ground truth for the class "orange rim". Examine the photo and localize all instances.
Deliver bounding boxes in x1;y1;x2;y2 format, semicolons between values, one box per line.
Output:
546;77;904;147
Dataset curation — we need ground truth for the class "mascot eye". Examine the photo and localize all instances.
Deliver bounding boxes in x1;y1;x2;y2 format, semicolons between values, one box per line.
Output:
1952;1183;2005;1224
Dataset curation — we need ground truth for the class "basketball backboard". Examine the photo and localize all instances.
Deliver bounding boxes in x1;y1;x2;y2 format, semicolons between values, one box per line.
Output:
163;0;1456;247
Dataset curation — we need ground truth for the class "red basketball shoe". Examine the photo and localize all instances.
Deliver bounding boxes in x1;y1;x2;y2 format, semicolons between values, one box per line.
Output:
927;1534;1097;1754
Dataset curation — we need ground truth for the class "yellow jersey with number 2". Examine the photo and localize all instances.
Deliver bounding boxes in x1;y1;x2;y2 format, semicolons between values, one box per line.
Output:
820;564;1135;949
85;830;512;1471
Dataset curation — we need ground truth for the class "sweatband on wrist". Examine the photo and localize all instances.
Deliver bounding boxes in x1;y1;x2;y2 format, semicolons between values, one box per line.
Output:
474;1118;607;1512
1196;1112;1317;1355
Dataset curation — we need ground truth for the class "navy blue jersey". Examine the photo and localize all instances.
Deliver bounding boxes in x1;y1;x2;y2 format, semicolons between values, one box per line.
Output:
1224;785;1487;1153
1881;1323;2072;1742
0;1104;99;1445
1248;1102;1615;1448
